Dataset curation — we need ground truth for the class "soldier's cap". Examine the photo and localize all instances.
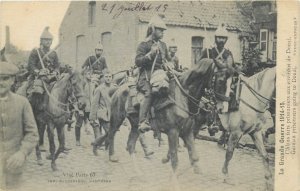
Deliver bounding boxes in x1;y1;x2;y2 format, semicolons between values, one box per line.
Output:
215;23;229;38
40;26;53;40
0;61;19;76
148;15;167;30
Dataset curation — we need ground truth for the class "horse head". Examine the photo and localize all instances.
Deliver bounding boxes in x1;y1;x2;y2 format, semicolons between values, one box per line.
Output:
65;69;87;109
179;58;215;100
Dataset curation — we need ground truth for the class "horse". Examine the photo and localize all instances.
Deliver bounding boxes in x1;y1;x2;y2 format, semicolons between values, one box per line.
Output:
16;68;86;171
94;59;214;179
218;67;276;190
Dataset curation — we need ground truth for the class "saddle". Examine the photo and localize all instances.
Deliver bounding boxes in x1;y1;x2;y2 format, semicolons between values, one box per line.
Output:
126;78;188;119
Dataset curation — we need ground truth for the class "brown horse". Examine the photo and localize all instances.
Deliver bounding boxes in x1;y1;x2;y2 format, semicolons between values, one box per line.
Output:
17;69;86;171
95;59;214;177
218;67;276;190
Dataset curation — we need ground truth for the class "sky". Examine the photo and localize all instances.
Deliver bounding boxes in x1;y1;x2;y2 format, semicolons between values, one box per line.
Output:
0;1;70;51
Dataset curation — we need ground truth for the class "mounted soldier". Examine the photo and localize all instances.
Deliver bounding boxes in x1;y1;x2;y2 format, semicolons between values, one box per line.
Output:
27;27;60;101
199;24;238;114
82;43;108;81
26;26;61;150
135;15;171;133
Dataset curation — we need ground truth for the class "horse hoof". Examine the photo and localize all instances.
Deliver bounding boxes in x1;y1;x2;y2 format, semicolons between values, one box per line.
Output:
161;157;170;164
76;141;81;146
145;151;154;157
223;174;235;185
193;165;201;174
51;163;58;171
109;155;119;163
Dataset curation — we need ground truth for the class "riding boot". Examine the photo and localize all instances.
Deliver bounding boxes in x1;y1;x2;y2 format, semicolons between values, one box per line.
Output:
138;96;152;133
139;133;154;157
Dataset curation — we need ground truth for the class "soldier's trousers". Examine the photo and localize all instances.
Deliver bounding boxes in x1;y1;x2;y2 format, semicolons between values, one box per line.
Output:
75;111;90;142
138;81;152;124
93;120;110;147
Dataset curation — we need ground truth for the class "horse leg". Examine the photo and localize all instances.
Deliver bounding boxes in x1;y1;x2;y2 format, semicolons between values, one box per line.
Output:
47;123;57;171
168;128;179;173
222;131;242;184
38;121;46;151
250;130;273;191
126;125;139;155
108;129;118;162
168;128;181;191
52;124;66;170
182;129;200;174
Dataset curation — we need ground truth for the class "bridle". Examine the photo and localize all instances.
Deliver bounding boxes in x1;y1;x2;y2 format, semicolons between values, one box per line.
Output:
43;73;84;118
239;78;275;113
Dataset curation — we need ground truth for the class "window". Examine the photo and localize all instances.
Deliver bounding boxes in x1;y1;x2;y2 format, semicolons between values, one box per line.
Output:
191;36;203;65
88;1;96;26
76;35;85;63
259;29;268;62
260;29;268;51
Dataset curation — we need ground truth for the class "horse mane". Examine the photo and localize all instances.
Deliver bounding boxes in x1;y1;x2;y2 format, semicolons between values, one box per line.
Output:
245;67;275;92
178;58;214;100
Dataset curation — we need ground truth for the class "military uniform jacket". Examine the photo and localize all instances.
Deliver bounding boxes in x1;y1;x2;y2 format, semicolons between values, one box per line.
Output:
90;84;116;122
82;55;107;73
28;48;60;75
198;47;234;71
0;92;38;175
135;38;170;81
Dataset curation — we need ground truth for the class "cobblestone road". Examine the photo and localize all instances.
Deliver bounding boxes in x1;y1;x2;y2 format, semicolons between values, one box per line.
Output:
10;122;274;191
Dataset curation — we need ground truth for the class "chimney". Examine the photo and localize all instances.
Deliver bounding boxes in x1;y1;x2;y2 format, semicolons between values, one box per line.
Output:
5;26;10;51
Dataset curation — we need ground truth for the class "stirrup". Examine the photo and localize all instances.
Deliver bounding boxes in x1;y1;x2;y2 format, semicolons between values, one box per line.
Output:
138;121;151;133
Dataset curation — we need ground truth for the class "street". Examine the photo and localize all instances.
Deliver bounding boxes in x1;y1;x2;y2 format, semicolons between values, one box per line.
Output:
16;123;274;191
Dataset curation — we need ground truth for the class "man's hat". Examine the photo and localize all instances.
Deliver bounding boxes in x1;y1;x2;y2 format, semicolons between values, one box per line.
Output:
95;43;103;50
148;15;167;30
169;41;177;48
0;61;19;76
40;26;53;39
215;24;229;38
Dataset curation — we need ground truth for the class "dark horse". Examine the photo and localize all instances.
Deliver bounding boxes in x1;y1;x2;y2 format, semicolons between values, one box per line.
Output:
95;59;214;178
16;69;86;171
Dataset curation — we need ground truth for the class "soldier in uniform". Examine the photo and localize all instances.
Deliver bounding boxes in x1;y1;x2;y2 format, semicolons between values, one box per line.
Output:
27;26;61;150
82;43;108;77
199;24;237;145
135;15;171;133
199;24;235;113
0;61;38;189
168;41;181;72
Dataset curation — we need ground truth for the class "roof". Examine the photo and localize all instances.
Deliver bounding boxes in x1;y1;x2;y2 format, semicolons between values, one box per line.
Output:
138;1;253;33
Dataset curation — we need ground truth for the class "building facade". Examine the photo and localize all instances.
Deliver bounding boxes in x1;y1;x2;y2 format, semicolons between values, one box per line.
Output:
59;1;255;72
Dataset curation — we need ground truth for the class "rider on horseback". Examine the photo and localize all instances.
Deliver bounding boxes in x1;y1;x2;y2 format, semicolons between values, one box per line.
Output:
82;43;108;82
135;15;171;133
199;24;238;114
27;26;60;105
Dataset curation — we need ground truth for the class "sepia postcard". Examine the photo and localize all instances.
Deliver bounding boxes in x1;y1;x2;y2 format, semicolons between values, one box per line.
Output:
0;0;299;191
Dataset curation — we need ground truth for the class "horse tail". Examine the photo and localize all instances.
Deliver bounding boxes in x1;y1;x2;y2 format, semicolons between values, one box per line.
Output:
110;84;129;131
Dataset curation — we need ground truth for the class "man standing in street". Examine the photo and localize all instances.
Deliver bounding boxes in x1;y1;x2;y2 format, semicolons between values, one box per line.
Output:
0;61;38;190
89;71;116;156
